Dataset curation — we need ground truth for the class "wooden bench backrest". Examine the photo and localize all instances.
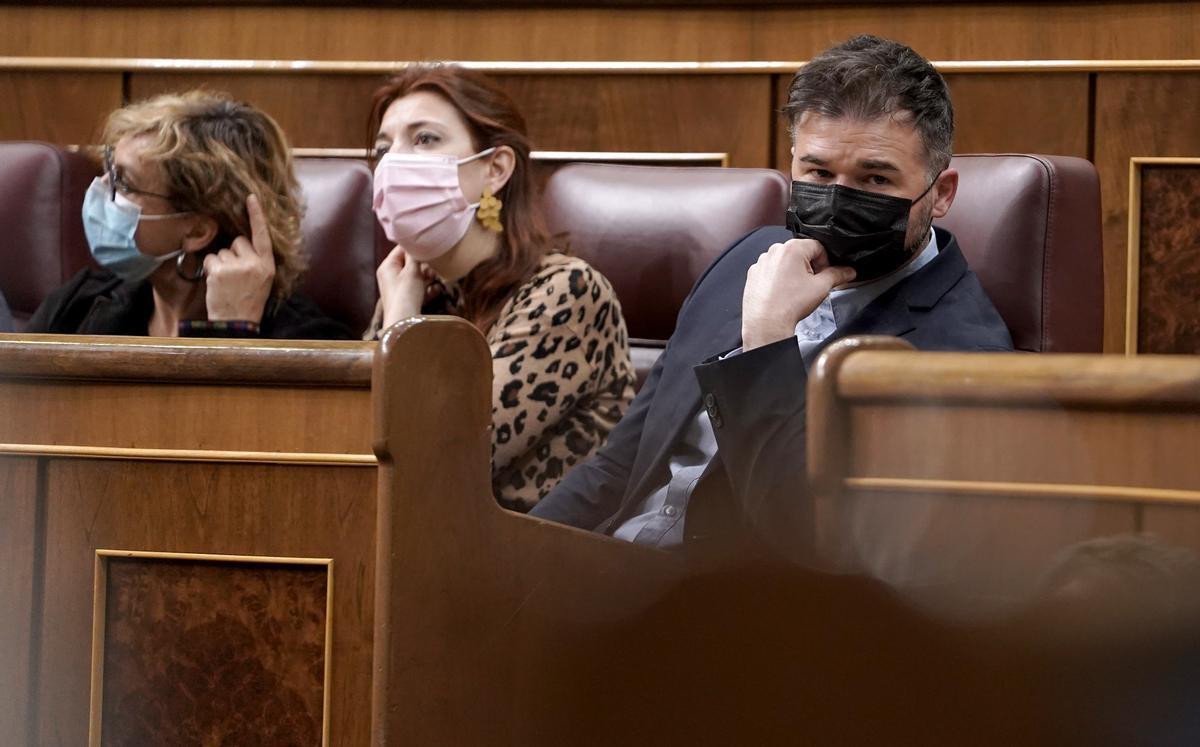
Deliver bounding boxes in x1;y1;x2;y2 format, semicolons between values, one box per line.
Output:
807;336;1200;613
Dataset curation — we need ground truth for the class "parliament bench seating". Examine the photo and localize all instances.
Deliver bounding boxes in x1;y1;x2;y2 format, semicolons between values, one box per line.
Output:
0;142;1177;747
2;324;1196;744
0;143;1104;376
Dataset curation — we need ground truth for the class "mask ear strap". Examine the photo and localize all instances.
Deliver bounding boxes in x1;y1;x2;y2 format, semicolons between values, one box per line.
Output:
914;170;944;203
457;146;498;165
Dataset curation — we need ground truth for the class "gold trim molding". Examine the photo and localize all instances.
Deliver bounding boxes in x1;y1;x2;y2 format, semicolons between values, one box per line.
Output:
847;476;1200;506
1125;157;1200;355
4;56;1200;75
292;147;729;166
0;442;376;466
89;549;335;746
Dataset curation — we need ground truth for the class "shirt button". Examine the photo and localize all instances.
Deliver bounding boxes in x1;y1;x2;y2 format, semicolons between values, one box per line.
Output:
704;393;716;408
663;505;678;517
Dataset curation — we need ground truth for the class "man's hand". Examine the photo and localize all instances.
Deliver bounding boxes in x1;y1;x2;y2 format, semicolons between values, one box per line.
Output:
740;238;856;351
204;194;276;323
377;244;433;328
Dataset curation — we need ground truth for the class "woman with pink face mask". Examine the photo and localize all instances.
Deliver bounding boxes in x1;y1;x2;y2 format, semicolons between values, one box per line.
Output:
366;64;635;511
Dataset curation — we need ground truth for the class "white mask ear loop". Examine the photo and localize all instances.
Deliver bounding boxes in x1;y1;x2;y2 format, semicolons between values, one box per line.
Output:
458;147;498;209
456;146;497;165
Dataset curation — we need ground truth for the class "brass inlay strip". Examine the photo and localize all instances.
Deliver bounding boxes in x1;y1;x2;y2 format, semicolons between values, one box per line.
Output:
4;57;1200;75
1126;157;1143;356
846;477;1200;506
95;549;336;564
293;147;729;165
0;443;376;466
89;549;335;745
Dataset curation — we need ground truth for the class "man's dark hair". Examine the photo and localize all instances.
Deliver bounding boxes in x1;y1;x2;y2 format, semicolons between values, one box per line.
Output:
784;35;954;176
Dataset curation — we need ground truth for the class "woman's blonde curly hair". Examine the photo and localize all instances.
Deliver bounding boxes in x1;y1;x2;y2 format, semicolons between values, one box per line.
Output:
103;90;306;297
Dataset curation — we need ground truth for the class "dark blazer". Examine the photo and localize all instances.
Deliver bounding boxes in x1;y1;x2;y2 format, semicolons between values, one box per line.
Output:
0;288;12;332
530;225;1014;562
27;267;352;340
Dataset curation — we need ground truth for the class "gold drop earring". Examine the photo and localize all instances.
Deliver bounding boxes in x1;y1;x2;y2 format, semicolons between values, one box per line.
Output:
477;189;503;233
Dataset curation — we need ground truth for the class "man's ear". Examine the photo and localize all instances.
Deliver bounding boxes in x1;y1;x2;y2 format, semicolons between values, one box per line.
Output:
484;145;517;196
929;168;958;219
180;215;220;252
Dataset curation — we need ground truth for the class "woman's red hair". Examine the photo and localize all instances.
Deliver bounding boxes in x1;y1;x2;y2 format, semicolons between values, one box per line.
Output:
368;64;551;333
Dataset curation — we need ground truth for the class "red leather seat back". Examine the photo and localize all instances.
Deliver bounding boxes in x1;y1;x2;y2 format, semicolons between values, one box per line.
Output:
942;154;1103;353
0;146;380;335
293;158;381;335
542;163;790;343
0;142;98;329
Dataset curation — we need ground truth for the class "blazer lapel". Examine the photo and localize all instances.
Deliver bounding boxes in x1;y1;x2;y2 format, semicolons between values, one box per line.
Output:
813;228;969;357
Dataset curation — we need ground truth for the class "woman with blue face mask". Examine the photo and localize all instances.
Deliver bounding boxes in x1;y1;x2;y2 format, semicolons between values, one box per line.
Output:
365;64;636;511
27;90;350;340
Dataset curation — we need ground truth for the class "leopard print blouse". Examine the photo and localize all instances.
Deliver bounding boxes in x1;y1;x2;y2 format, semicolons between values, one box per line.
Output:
367;252;636;510
487;253;635;510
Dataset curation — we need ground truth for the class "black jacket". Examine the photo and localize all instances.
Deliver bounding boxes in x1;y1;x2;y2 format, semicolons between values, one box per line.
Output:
529;225;1014;561
27;267;353;340
0;288;12;332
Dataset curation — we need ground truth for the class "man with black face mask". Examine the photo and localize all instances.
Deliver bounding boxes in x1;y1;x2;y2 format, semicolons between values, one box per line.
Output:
530;35;1013;564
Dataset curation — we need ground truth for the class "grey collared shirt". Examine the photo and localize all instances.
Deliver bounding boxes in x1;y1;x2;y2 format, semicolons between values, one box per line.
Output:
613;231;940;547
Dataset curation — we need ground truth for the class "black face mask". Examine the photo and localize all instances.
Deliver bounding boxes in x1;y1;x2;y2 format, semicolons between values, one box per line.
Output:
786;178;936;283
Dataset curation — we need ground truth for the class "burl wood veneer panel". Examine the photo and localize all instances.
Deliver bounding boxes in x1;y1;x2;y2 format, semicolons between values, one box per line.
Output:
98;557;327;745
494;74;774;168
771;73;1090;172
1135;165;1200;354
1095;73;1200;353
0;72;122;143
0;457;40;746
33;459;375;745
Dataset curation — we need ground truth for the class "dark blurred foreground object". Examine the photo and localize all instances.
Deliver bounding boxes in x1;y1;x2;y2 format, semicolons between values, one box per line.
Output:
0;288;13;332
554;556;1200;746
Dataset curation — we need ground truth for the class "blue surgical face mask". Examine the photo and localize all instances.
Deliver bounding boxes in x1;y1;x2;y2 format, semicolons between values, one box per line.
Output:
82;177;191;283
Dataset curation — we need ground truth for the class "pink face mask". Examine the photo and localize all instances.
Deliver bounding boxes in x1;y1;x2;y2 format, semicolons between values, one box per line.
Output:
372;148;495;261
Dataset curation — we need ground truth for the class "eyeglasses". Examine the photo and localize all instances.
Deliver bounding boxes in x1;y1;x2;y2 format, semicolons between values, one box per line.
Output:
101;145;174;203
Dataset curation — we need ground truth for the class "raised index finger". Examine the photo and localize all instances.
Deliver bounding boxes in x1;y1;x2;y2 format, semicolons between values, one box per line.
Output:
245;193;273;259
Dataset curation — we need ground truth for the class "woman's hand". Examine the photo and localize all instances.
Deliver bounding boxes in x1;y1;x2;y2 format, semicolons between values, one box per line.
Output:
203;194;276;323
377;244;432;328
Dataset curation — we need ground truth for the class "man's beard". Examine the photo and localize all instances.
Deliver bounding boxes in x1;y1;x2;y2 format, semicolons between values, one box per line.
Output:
903;200;935;256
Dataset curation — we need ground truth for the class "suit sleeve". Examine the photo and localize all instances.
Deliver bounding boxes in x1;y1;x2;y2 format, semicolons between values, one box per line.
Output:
530;225;789;531
527;349;663;530
692;337;812;564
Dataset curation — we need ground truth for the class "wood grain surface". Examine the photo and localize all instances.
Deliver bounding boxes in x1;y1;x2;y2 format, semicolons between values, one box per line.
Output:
2;3;1197;61
0;72;121;143
807;339;1200;611
97;556;328;744
1094;73;1200;352
0;457;39;747
34;459;375;745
